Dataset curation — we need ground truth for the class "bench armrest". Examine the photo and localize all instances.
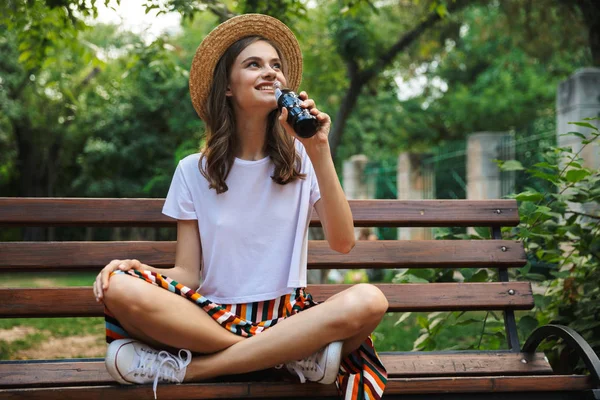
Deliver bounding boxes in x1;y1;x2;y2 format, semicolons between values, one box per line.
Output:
522;324;600;388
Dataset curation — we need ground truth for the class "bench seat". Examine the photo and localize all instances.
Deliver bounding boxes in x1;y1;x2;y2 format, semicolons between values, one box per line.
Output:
1;198;599;399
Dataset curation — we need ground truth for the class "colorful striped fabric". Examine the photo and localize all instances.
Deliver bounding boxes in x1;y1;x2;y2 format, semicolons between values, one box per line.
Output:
104;269;387;399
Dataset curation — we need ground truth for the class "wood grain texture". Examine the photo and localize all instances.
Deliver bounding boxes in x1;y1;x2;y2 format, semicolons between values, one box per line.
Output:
0;282;534;318
0;376;592;399
0;353;552;387
0;240;526;271
0;198;520;227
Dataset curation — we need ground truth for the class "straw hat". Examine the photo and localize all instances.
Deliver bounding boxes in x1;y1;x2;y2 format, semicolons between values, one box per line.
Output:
189;14;303;121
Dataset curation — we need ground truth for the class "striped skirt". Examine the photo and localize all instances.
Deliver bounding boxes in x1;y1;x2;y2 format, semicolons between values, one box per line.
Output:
104;269;387;399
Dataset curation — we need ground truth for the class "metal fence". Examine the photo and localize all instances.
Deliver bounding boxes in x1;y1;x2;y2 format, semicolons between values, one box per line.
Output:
362;123;557;204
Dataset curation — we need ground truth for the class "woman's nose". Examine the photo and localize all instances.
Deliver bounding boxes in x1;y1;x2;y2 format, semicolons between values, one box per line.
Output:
262;66;277;79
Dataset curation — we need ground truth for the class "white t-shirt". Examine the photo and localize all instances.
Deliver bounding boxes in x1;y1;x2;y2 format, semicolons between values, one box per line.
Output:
162;141;321;304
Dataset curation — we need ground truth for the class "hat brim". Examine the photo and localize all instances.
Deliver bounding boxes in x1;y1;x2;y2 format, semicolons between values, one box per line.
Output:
189;14;303;121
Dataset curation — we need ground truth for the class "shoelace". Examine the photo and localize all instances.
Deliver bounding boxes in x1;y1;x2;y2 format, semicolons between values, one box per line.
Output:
127;348;192;399
153;349;192;399
284;350;323;383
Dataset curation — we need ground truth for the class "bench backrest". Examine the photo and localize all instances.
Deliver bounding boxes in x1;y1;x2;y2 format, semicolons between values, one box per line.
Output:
0;198;528;351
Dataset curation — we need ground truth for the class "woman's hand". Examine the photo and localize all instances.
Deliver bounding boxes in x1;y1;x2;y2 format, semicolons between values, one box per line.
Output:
278;90;331;150
93;259;145;303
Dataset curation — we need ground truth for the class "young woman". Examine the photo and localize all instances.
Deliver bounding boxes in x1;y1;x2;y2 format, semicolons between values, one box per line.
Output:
92;13;388;400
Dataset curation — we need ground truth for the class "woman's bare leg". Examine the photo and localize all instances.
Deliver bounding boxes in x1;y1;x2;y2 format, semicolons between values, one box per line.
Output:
183;283;388;381
103;274;388;381
103;273;244;354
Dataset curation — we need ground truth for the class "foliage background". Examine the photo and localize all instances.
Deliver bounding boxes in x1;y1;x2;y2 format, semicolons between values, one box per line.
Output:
0;0;598;367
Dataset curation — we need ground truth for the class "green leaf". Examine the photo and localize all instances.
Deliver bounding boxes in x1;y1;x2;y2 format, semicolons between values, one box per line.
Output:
473;227;490;239
500;160;524;171
533;161;558;170
394;312;412;326
515;191;544;202
435;4;448;18
518;316;539;334
18;50;32;63
417;316;429;328
560;131;587;139
566;169;590;183
455;318;483;326
530;170;561;183
568;122;598;130
393;273;429;284
468;269;489;282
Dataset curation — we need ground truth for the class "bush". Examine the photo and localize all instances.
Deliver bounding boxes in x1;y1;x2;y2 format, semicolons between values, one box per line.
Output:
499;117;600;371
389;118;599;363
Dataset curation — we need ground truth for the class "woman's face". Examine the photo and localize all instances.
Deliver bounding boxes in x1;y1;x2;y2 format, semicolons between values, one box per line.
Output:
226;40;288;117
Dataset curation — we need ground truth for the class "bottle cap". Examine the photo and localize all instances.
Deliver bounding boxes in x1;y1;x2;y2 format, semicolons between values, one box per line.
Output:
274;81;283;101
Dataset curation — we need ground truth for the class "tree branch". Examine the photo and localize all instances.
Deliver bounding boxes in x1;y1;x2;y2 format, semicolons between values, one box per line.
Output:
203;0;237;23
360;10;442;83
329;1;470;159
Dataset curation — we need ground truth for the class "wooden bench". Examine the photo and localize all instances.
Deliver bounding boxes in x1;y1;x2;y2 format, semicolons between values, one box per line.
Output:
0;197;599;399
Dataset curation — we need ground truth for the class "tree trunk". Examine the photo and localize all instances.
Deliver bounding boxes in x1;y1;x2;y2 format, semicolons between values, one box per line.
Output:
586;11;600;66
562;0;600;66
14;122;48;241
329;76;365;160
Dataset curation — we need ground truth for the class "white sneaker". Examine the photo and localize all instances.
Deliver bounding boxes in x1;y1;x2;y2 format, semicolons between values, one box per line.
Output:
105;339;192;399
282;341;343;384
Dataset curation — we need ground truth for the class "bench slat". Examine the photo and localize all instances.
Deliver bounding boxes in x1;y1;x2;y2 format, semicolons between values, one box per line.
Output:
0;240;526;271
0;353;552;388
0;376;592;398
0;282;533;318
383;351;552;376
0;198;520;227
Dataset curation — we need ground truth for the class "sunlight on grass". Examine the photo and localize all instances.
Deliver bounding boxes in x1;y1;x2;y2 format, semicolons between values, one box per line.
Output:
1;272;104;360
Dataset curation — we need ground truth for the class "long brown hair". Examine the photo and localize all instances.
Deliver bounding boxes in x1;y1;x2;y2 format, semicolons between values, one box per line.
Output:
199;36;305;194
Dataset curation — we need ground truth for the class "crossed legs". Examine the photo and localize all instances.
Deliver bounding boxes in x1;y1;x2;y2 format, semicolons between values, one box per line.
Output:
102;273;388;382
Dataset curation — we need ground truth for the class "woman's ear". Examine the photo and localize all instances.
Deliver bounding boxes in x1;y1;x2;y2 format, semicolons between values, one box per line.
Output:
225;86;232;97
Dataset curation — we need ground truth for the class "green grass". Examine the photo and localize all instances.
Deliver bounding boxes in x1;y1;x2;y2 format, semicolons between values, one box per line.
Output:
0;272;104;360
0;271;98;288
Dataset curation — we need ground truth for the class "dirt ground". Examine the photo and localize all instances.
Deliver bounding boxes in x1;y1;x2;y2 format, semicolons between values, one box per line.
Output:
0;327;105;359
16;335;106;359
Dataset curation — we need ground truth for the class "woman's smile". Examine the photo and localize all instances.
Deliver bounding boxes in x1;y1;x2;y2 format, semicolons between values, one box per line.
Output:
227;41;287;114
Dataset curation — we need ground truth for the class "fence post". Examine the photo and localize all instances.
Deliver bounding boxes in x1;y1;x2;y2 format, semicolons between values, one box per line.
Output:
557;67;600;171
466;132;512;201
342;154;373;200
397;152;434;240
557;67;600;219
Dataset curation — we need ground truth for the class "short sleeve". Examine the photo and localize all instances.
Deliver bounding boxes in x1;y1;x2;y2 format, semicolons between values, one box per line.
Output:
162;161;197;220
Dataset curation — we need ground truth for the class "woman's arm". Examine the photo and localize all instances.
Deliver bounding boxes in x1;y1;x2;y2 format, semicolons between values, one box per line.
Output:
132;219;202;289
309;143;355;254
279;92;355;254
94;220;202;302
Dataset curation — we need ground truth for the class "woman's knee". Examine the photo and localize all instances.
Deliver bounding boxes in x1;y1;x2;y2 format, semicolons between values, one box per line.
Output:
103;273;153;313
330;284;389;333
352;283;389;322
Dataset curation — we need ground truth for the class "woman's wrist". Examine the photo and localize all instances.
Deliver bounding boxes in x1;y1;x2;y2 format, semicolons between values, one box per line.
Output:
304;141;331;163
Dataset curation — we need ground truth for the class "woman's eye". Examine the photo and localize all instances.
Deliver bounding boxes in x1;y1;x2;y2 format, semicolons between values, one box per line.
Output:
273;63;282;70
248;61;259;68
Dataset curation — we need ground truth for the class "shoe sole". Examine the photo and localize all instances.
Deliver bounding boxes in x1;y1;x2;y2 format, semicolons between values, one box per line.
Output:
105;339;136;385
318;341;343;385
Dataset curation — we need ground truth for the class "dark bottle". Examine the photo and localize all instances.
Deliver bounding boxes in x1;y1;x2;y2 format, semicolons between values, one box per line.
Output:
274;81;319;139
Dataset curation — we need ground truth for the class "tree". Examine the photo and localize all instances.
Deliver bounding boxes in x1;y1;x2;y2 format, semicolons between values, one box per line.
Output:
557;0;600;66
388;1;591;148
